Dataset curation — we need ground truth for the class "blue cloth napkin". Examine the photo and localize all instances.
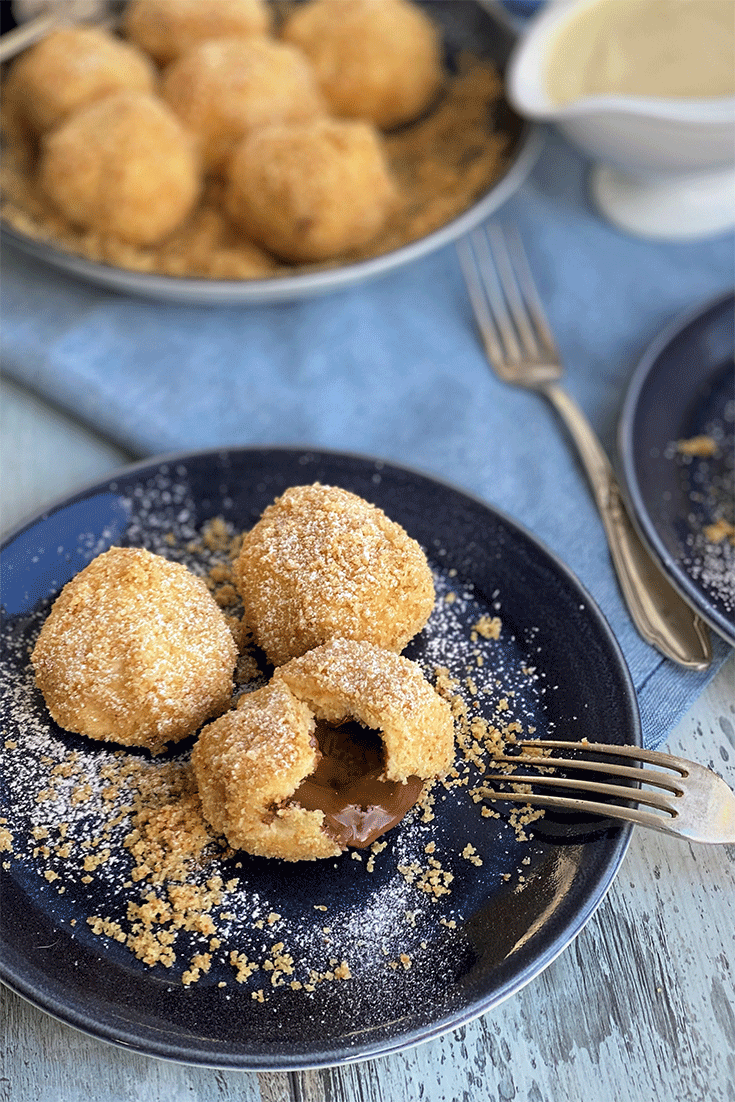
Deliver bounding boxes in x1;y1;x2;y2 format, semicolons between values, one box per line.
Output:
2;130;733;748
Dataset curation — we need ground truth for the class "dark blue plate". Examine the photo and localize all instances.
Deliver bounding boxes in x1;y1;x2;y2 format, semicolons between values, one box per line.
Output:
0;448;639;1070
619;293;735;647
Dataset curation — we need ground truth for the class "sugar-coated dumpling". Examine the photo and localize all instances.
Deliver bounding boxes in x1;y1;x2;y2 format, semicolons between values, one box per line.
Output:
39;91;201;245
234;483;435;666
161;36;326;173
123;0;272;65
282;0;444;129
192;639;455;860
6;25;156;135
225;117;396;261
32;546;237;754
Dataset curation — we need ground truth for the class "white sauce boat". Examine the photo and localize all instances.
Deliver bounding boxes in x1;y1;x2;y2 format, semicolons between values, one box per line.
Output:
505;0;735;240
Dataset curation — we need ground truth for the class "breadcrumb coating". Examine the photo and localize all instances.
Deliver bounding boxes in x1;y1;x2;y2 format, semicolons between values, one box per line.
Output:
4;25;156;135
282;0;444;130
2;22;511;280
161;36;326;173
39;91;201;245
225;117;397;262
276;638;455;783
235;483;435;666
123;0;271;65
192;680;342;861
32;547;237;754
192;639;455;860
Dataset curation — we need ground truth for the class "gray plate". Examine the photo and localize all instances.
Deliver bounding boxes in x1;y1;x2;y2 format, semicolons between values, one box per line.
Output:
0;1;542;305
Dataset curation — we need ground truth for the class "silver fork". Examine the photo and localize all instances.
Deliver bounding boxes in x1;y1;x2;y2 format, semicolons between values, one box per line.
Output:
457;224;712;671
482;740;735;843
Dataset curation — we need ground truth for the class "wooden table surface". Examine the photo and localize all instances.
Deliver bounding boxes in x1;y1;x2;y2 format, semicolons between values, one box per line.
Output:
2;375;734;1102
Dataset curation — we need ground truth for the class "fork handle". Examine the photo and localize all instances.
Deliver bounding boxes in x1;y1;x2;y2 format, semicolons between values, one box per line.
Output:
542;382;712;669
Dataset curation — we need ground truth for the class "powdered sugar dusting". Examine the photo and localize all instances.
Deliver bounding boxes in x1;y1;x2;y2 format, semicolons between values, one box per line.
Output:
1;457;598;1054
668;391;735;616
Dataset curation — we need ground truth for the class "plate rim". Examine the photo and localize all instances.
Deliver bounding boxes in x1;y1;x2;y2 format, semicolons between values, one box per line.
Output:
1;127;543;306
617;290;735;647
1;444;640;1070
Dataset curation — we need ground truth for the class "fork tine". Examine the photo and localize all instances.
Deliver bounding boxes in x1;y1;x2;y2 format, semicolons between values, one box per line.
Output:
479;789;678;834
486;225;543;361
483;772;675;811
458;225;561;385
485;741;735;843
470;228;524;363
456;236;507;368
490;753;684;794
516;740;689;773
501;226;559;359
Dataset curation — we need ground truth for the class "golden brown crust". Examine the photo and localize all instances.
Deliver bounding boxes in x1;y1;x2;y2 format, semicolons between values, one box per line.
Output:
161;36;326;173
6;25;156;135
276;638;455;783
38;91;201;245
123;0;271;65
225;117;397;262
192;681;342;861
31;546;237;754
281;0;444;130
192;639;455;860
234;483;435;667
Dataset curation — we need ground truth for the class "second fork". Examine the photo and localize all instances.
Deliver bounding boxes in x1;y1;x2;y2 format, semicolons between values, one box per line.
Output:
457;225;712;670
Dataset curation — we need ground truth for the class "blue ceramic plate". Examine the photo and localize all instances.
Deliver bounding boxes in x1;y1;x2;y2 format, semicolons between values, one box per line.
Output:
0;1;541;305
0;448;639;1069
619;293;735;647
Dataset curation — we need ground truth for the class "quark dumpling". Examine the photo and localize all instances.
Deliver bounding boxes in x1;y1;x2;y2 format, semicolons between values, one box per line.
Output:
31;546;237;754
281;0;444;130
192;638;455;860
161;36;326;173
5;24;156;135
123;0;272;65
234;483;435;667
225;117;396;262
39;91;201;245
